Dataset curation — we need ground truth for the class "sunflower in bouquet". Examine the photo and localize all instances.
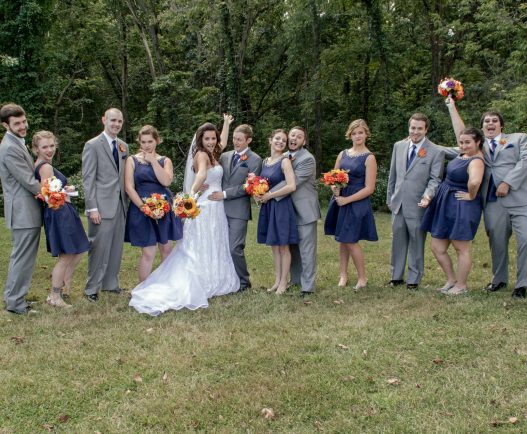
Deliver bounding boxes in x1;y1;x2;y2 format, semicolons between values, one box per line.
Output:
438;77;464;101
141;193;171;220
173;193;201;219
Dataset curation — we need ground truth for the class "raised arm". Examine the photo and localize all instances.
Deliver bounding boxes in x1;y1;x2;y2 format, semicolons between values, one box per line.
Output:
219;113;234;150
445;96;466;140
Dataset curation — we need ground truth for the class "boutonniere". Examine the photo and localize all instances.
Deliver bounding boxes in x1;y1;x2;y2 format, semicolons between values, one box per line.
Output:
499;138;507;146
417;148;427;158
240;154;248;161
118;143;127;153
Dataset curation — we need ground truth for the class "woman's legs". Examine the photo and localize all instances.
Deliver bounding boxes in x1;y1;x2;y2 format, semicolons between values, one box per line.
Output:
451;239;472;289
276;245;291;294
430;237;456;289
139;246;157;282
347;242;367;288
338;243;349;286
62;253;84;297
49;254;75;307
158;242;173;262
268;246;281;292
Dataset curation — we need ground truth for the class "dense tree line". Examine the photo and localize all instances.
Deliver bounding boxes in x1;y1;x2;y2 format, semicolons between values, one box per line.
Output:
1;0;526;208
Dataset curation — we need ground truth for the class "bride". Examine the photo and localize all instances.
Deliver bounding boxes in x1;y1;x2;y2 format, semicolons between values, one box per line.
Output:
129;116;240;315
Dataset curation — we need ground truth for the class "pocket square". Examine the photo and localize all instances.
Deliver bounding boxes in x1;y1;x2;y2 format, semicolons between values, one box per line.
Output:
504;144;514;150
121;154;128;159
240;163;248;168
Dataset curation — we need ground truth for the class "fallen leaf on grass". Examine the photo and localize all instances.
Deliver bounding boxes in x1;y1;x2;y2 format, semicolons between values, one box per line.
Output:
338;344;350;350
314;420;322;430
363;350;368;357
58;415;69;423
333;299;344;305
341;376;355;382
192;420;200;429
490;417;519;427
42;424;54;431
509;417;518;424
146;328;154;333
261;408;275;420
303;300;312;305
433;357;444;365
133;373;143;383
162;372;168;384
10;336;24;344
387;378;401;386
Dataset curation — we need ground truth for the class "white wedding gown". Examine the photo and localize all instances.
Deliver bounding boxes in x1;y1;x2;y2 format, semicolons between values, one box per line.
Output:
129;165;240;315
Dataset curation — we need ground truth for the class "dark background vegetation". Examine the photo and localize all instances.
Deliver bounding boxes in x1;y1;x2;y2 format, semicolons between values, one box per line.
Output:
1;0;526;212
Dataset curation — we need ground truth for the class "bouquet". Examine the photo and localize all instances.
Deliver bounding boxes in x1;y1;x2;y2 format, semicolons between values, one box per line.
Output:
141;193;171;220
35;176;67;209
438;77;464;100
243;173;269;197
320;169;349;189
173;193;201;219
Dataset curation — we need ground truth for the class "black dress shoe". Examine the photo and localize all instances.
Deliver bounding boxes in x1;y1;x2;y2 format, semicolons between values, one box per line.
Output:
7;305;38;315
102;288;123;294
85;293;99;302
238;286;249;292
406;283;418;290
512;287;526;299
483;282;507;292
388;280;404;287
300;291;313;298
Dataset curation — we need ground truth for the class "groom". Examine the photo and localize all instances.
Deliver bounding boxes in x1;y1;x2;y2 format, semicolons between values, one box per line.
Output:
209;124;262;291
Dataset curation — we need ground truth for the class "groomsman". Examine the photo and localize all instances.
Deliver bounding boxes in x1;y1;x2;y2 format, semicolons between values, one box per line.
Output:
273;127;321;296
82;108;128;301
209;124;262;291
446;99;527;297
0;104;42;314
387;113;444;289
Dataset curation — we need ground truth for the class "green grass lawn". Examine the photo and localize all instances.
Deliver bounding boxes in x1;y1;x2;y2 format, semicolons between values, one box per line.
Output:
1;212;526;433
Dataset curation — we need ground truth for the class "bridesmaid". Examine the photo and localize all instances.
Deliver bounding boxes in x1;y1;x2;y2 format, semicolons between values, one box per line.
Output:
420;127;485;295
324;119;378;290
257;129;298;294
33;131;89;307
124;125;183;282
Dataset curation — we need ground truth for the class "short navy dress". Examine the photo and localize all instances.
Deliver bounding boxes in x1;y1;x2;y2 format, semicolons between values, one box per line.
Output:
257;158;299;246
421;156;483;241
125;156;183;247
324;151;378;243
35;162;89;257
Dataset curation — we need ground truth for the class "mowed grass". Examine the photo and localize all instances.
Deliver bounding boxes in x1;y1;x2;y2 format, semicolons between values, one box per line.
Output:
1;212;527;433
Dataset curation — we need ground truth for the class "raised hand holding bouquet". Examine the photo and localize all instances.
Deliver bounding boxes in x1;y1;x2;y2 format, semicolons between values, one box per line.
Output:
35;176;67;209
141;193;171;220
438;77;464;101
173;193;201;219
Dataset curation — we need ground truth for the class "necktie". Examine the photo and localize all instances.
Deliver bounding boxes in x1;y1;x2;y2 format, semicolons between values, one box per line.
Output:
112;139;119;171
489;139;497;159
231;153;240;168
407;144;416;168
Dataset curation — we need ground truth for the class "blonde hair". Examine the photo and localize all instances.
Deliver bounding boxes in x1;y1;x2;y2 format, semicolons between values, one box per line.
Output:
32;130;57;152
234;124;253;139
345;119;370;140
137;125;161;144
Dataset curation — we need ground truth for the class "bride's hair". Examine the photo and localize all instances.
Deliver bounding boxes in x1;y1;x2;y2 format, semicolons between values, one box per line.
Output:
194;122;222;165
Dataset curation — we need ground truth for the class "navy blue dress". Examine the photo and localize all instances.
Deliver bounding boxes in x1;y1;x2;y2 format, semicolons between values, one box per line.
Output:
324;151;378;243
125;156;183;247
421;156;483;241
35;162;89;257
257;158;299;246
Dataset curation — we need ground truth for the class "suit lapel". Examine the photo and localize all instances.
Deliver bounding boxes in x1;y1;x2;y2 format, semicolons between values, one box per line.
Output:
100;134;118;172
406;139;427;173
7;134;33;167
493;135;507;160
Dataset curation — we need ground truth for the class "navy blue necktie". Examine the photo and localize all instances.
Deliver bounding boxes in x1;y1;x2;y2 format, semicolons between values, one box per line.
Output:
231;153;240;168
112;140;119;171
489;139;497;160
407;144;416;169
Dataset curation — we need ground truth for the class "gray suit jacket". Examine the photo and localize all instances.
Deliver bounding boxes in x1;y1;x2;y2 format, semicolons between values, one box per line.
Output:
387;137;444;218
82;133;128;219
273;147;321;225
0;133;42;229
441;132;527;208
220;149;262;221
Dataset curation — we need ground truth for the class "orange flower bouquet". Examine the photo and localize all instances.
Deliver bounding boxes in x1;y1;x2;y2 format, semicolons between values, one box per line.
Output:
243;173;269;197
438;77;464;100
173;193;201;219
320;169;349;189
35;176;67;209
141;193;171;220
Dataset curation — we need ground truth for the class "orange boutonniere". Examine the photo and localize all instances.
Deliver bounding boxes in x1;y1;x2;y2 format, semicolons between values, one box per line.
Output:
118;143;127;153
499;138;507;146
240;154;248;161
417;148;427;158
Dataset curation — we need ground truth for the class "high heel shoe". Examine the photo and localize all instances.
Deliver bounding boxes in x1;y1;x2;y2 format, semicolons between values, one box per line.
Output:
338;275;348;287
46;293;72;308
353;279;368;290
267;284;278;293
275;285;287;295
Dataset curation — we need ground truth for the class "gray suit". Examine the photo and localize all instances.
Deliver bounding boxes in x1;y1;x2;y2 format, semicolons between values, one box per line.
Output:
219;149;262;288
82;133;128;294
444;133;527;288
0;133;42;312
274;147;321;293
387;138;444;284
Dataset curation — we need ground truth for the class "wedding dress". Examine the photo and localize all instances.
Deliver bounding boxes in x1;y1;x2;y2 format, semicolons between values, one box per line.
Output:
129;165;240;315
